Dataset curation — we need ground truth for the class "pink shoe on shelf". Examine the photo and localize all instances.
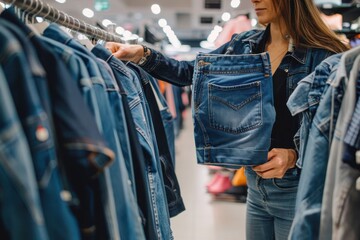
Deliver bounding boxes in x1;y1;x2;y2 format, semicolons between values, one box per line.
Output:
206;172;222;189
207;175;232;195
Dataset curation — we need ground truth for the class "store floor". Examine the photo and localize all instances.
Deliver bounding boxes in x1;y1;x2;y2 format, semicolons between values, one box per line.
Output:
170;110;247;240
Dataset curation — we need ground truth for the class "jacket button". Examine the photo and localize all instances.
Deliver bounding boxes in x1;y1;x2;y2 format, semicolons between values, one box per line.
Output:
284;69;289;73
36;125;49;142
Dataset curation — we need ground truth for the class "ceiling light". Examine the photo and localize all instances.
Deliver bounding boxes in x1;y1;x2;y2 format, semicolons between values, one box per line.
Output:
214;25;223;32
151;4;161;15
158;18;167;27
123;30;132;38
221;12;231;22
82;8;94;18
163;25;172;34
115;26;125;35
231;0;241;8
55;0;66;3
102;19;112;27
36;17;44;23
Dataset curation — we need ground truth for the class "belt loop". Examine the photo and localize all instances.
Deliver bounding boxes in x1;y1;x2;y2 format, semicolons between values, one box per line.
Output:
260;52;271;77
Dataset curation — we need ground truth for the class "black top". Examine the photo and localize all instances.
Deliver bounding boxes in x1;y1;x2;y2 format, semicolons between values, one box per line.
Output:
255;26;298;150
270;69;298;149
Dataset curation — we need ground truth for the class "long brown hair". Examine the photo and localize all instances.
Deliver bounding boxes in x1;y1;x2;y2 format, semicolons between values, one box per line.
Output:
273;0;349;53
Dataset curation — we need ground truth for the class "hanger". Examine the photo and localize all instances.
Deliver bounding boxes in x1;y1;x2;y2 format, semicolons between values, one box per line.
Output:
78;21;95;50
20;0;35;23
28;2;51;35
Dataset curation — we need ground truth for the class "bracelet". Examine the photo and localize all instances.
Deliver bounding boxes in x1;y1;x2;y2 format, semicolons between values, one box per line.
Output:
138;45;150;66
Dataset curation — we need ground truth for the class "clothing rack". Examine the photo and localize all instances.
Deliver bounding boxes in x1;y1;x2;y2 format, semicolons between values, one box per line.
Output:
1;0;124;43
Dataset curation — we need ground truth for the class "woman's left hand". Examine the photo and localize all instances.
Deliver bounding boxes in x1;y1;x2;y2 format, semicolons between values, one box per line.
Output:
252;148;297;179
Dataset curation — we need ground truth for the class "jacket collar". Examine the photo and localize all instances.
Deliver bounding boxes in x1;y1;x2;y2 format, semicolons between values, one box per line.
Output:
242;25;308;65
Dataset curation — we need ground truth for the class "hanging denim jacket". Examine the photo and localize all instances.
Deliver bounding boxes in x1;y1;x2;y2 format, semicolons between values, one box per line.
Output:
141;26;334;167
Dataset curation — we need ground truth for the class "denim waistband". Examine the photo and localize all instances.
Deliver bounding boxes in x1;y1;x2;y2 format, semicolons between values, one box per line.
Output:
195;52;271;76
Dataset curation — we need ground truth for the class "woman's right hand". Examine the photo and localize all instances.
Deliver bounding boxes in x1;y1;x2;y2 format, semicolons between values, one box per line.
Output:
105;42;144;64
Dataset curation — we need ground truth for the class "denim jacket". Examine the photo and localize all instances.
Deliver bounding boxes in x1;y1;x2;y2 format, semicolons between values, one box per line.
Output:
142;28;335;159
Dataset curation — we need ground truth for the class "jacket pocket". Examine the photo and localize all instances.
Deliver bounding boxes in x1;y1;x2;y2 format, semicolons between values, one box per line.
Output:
209;81;262;134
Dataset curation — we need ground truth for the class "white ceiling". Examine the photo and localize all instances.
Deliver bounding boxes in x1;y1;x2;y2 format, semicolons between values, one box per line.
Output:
41;0;254;41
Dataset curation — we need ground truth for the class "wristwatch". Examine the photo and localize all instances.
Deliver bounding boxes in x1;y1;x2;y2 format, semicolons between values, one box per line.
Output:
138;45;150;66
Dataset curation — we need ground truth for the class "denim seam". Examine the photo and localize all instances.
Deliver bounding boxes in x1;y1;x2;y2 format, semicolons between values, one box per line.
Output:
108;61;131;79
147;168;162;240
147;53;161;72
0;125;45;225
195;74;210;145
203;68;264;74
135;126;154;152
128;97;141;110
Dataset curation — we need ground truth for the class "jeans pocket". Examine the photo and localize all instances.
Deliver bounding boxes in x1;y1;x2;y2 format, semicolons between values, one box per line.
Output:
272;168;300;191
209;81;262;134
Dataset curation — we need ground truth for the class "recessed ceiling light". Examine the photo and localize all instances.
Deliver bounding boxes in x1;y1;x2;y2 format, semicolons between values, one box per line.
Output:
55;0;66;4
82;8;94;18
151;4;161;15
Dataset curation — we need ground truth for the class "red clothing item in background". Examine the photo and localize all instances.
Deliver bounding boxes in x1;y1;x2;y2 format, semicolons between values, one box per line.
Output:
215;15;252;47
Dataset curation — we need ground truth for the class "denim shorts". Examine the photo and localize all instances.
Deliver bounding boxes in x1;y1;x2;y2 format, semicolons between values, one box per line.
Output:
192;52;275;168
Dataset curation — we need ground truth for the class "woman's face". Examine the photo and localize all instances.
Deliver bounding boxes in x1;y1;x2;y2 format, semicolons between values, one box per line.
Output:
251;0;280;25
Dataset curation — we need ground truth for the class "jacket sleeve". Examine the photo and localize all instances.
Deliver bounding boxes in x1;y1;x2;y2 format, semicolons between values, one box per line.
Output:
140;36;236;86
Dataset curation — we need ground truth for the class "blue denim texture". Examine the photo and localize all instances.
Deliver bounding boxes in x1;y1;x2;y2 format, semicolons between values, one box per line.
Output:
90;58;146;240
126;62;185;217
285;54;342;239
40;37;123;240
0;64;48;240
191;52;274;168
44;24;135;187
95;49;173;240
148;77;176;167
0;19;82;240
245;167;300;240
44;24;135;186
92;45;162;239
43;25;145;240
287;54;342;167
320;50;360;240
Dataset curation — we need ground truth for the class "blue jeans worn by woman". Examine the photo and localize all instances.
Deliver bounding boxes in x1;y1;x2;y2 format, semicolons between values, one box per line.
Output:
245;167;300;240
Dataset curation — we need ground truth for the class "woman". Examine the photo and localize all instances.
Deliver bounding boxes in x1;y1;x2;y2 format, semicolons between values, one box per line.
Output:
106;0;348;239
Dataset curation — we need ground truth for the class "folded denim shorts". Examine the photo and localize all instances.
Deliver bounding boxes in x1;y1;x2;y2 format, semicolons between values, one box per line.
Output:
191;52;275;168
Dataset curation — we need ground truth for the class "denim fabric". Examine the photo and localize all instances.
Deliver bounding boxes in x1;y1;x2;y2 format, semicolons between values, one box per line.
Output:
172;86;185;138
148;77;176;167
288;71;343;240
245;167;300;240
287;53;342;168
44;24;135;192
43;25;145;240
127;63;185;217
192;53;274;168
0;65;48;240
93;56;136;195
320;53;360;240
95;49;173;240
0;20;83;240
92;44;160;240
91;57;146;240
40;37;121;240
